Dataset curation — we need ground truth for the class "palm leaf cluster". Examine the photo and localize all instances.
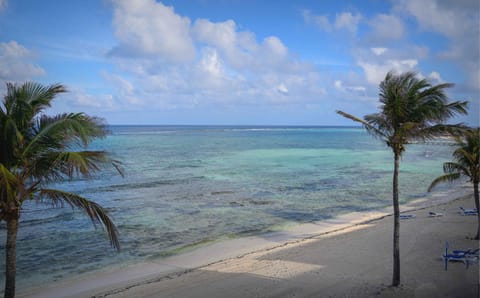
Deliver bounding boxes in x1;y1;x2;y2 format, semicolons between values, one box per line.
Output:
337;71;468;287
429;128;480;239
0;82;123;298
339;72;467;153
429;128;479;190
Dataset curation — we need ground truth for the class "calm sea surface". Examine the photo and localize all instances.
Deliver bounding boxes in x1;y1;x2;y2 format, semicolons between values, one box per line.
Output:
0;126;458;289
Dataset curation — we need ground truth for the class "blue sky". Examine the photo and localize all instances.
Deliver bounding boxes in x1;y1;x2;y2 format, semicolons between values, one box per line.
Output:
0;0;478;125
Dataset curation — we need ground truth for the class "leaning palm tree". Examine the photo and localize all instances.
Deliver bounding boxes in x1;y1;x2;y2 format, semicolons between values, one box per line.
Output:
429;128;480;239
0;82;123;298
337;71;468;286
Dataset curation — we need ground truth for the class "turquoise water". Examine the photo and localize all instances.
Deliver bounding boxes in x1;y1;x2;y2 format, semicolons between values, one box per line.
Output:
0;126;457;290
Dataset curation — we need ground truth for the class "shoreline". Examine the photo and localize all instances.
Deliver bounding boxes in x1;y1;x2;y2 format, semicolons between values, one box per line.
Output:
18;185;477;297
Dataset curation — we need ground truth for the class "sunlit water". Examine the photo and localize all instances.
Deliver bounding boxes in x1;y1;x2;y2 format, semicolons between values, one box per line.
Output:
0;126;459;290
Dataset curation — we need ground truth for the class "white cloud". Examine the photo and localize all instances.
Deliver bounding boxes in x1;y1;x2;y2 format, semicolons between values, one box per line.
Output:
277;83;289;95
334;80;342;90
368;14;405;41
0;41;45;81
334;12;362;33
106;2;324;110
0;0;6;12
398;0;479;90
302;10;331;31
334;80;366;93
428;71;443;82
70;92;115;109
358;59;418;85
200;48;223;77
371;47;387;56
303;10;361;34
353;44;431;86
110;0;196;63
400;0;466;37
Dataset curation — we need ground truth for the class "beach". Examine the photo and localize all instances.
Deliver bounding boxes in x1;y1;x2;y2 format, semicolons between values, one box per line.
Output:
19;190;479;298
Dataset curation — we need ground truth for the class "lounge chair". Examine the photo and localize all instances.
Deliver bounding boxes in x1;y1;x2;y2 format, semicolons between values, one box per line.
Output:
459;207;478;216
428;211;443;217
399;214;416;219
443;242;479;270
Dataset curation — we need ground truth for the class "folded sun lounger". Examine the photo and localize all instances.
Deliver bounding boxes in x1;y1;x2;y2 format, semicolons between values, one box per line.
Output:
459;207;478;216
399;214;416;219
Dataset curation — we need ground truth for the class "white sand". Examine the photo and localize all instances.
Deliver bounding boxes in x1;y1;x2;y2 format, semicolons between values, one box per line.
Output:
19;188;479;298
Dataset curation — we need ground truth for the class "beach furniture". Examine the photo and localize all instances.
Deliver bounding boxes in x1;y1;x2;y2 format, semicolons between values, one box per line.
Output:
399;214;416;219
459;207;478;216
443;242;479;271
428;211;443;217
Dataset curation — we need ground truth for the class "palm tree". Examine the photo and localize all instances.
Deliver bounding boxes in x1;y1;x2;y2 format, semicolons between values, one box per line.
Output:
0;82;123;298
429;128;480;239
337;71;468;286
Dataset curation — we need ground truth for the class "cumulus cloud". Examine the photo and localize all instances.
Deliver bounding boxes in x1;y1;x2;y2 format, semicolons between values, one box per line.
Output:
302;10;331;31
335;12;362;33
358;59;417;85
371;47;387;56
277;83;289;95
368;14;405;41
397;0;479;90
334;80;366;93
109;0;196;63
303;10;362;34
353;45;432;85
428;71;443;83
0;41;45;81
107;0;323;110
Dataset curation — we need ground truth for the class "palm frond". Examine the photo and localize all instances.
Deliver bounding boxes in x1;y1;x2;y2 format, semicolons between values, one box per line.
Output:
428;173;462;192
7;82;66;115
27;151;124;182
336;110;388;139
38;189;120;250
452;148;476;168
0;163;17;205
411;123;467;142
23;113;107;158
443;162;470;176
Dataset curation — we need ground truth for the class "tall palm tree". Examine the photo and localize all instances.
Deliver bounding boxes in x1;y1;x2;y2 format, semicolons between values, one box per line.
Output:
0;82;123;298
429;128;480;239
337;71;468;286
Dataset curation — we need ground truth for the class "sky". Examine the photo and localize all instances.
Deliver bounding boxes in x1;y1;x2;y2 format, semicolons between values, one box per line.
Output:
0;0;478;125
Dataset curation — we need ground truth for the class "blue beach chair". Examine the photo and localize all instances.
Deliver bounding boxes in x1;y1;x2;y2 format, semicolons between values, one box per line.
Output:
459;207;478;216
443;242;479;271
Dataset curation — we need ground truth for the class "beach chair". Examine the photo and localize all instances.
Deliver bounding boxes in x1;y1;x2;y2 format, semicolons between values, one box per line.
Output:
399;214;416;219
459;207;478;216
428;211;443;217
443;242;479;270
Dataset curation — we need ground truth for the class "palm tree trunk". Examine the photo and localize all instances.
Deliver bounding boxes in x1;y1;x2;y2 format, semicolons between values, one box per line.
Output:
4;213;19;298
474;181;479;240
392;151;401;287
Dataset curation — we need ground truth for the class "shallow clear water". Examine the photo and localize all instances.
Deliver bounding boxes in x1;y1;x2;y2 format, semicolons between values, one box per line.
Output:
0;126;457;290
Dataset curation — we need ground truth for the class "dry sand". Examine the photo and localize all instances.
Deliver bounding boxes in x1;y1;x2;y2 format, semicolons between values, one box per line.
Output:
20;190;479;298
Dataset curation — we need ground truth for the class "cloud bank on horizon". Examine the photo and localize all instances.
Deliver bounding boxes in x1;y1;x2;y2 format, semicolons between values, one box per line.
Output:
0;0;478;125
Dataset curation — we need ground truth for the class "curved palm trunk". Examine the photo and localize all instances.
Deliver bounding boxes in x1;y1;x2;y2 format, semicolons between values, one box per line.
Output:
392;151;401;287
4;213;19;298
474;181;479;240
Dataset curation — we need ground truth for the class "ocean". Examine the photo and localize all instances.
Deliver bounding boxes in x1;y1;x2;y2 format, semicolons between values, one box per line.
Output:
0;125;459;290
